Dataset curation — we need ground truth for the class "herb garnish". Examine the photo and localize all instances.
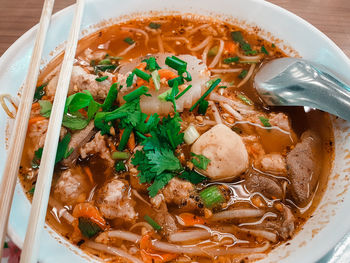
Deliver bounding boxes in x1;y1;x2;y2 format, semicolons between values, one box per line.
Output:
33;84;47;102
124;37;135;45
149;22;161;29
223;56;239;64
259;116;272;127
190;152;211;170
261;45;269;55
238;69;248;79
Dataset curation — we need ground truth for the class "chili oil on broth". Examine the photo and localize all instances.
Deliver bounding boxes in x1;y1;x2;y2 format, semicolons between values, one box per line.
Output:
18;15;334;263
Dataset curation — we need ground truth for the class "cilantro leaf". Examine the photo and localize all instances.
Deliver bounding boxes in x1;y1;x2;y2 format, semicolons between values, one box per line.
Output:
147;148;182;175
55;133;73;164
190;152;211;170
62;113;89;130
39;100;52;118
148;173;174;197
31;148;43;169
259;116;272;127
178;170;208;184
231;31;254;54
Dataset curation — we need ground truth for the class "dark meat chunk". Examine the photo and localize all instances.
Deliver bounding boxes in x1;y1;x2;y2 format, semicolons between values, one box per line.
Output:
245;174;283;200
286;130;321;206
61;121;96;166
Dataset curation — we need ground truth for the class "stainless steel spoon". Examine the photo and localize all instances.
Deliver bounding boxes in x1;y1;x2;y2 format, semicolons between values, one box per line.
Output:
254;58;350;122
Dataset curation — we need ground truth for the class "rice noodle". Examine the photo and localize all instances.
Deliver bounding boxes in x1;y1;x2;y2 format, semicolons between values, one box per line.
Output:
208;101;222;124
0;94;18;119
209;93;255;115
210;68;242;74
163;37;190;44
132;189;152;206
163;42;176;54
201;38;212;65
168;230;211;243
85;241;143;263
237;63;256;88
48;198;75;224
221;103;243;121
210;209;265;221
118;43;136;56
199;120;217;126
236;49;262;62
208;39;224;68
121;27;149;46
240;228;277;242
105;230;141;243
129;222;154;232
187;36;212;51
157;34;164;53
187;24;210;35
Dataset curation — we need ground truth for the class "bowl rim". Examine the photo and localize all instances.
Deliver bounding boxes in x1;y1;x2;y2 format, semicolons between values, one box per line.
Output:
1;0;349;262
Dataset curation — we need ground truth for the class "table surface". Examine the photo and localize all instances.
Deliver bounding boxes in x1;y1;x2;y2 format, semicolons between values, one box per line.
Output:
0;0;349;57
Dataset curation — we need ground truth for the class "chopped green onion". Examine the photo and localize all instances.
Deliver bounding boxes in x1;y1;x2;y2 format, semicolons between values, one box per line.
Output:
28;187;35;195
94;64;116;73
78;217;101;238
144;215;162;231
126;72;135;87
238;69;248;79
168;76;184;87
149;22;161;29
148;57;157;72
271;43;276;48
4;242;8;248
231;31;253;54
118;126;133;151
218;86;227;89
198;100;209;115
259;116;272;127
238;94;253;105
99;59;111;65
95;76;108;82
123;86;149;102
244;50;258;55
133;68;151;81
151;70;161;91
102;83;119;111
124;37;135;45
182;70;192;81
115;161;127;172
223;56;239;64
199;185;225;208
190;78;221;112
183;125;200;145
158;89;172;102
208;45;219;56
175;85;192;100
206;79;217;88
165;56;187;74
261;45;268;55
112;151;131;160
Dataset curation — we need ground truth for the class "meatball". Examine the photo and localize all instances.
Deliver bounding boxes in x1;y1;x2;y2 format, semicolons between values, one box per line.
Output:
191;124;249;181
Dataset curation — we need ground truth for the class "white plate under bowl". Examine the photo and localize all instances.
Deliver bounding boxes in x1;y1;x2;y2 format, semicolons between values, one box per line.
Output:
1;0;350;262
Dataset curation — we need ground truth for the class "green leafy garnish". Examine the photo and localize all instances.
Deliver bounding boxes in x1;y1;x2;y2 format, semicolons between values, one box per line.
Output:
238;94;253;105
144;215;162;231
175;85;192;100
115;161;127;172
124;37;135;45
231;31;255;55
39;100;52;117
31;148;43;169
261;45;268;55
159;81;179;112
190;78;221;112
238;69;248;79
131;114;184;197
78;217;102;238
28;187;35;195
149;22;161;29
62;113;89;130
101;83;118;111
208;46;219;56
259;116;272;127
191;152;211;170
198;100;209;115
178;169;208;184
3;242;8;249
272;43;276;48
55;133;73;163
223;56;239;64
33;84;47;102
95;76;108;82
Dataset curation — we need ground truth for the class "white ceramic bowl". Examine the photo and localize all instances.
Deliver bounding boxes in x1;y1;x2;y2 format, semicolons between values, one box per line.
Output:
1;0;350;262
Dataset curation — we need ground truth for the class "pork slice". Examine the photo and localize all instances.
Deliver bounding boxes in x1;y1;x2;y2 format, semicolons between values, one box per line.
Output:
79;131;114;167
151;178;198;210
153;202;178;237
61;121;96;167
245;174;283;200
54;167;90;206
96;179;137;222
286;130;321;206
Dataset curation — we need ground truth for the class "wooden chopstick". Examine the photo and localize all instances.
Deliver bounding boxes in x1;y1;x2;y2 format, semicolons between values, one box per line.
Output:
19;0;85;262
0;0;55;258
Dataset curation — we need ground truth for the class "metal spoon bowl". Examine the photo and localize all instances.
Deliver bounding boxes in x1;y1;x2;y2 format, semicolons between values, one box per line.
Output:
254;58;350;122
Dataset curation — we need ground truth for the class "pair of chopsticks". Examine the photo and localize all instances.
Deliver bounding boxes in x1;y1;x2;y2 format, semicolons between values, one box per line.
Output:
0;0;85;262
